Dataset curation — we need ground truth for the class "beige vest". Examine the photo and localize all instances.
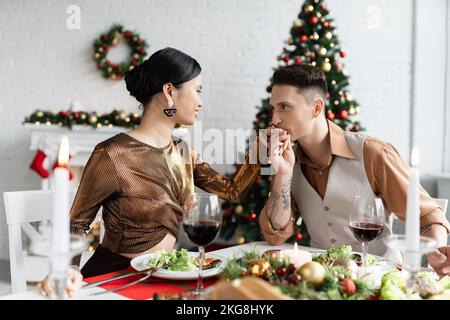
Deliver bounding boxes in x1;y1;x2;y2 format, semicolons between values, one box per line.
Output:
291;132;396;259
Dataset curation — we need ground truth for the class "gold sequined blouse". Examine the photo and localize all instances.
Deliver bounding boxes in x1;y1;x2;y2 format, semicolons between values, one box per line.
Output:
70;133;260;254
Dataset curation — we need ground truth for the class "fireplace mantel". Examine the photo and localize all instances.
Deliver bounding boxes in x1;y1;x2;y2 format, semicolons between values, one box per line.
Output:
26;124;189;189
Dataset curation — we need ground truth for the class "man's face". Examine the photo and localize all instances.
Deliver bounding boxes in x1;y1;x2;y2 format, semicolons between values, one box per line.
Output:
269;84;320;141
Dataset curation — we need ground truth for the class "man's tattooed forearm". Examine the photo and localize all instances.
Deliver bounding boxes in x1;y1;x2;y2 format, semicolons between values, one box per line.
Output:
268;191;282;229
281;177;291;211
267;177;291;229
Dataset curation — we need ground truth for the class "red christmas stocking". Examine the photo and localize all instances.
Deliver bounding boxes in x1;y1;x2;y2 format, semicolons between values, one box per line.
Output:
30;149;49;179
52;155;74;180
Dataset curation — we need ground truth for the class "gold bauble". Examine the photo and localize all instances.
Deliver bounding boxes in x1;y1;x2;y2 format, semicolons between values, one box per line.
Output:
119;112;127;120
36;111;44;117
248;259;271;277
319;47;327;56
347;94;353;101
98;47;104;53
89;115;98;124
305;5;314;13
325;32;332;40
313;32;319;40
294;19;303;28
236;236;246;244
330;43;335;48
321;62;331;72
311;61;317;66
298;261;326;285
234;204;244;214
355;106;361;113
94;53;100;59
316;12;322;18
286;37;294;45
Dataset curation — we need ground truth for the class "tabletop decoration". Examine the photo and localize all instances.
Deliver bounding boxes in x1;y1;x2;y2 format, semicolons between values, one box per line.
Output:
219;245;450;300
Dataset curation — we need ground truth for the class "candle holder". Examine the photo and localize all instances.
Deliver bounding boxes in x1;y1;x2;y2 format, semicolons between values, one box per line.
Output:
30;227;88;299
386;234;437;292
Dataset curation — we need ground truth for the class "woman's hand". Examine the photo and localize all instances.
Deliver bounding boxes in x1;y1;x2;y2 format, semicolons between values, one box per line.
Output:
37;266;83;299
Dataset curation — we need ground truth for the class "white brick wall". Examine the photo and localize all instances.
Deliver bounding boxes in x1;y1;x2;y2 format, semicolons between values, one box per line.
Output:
0;0;442;260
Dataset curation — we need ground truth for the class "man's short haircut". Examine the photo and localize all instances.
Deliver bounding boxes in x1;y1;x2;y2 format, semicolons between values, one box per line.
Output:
270;64;327;103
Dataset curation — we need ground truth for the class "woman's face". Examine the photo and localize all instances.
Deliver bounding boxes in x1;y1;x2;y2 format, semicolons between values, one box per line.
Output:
172;74;203;125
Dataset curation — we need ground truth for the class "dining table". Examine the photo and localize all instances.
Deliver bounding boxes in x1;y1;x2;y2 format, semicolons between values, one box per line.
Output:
0;241;317;300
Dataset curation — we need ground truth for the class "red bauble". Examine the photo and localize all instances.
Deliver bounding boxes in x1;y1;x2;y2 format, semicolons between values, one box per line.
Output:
101;34;109;41
296;233;303;240
131;59;139;66
294;56;302;64
327;111;335;121
320;3;327;10
340;51;347;58
310;17;319;24
299;35;308;42
73;112;80;119
139;48;146;55
326;92;330;99
283;56;290;63
124;31;132;38
339;110;349;119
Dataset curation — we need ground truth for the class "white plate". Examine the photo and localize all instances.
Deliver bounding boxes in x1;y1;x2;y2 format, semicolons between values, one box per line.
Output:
130;251;226;280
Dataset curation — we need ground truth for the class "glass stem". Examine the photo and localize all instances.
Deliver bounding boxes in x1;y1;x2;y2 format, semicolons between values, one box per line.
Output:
362;242;368;268
196;245;205;293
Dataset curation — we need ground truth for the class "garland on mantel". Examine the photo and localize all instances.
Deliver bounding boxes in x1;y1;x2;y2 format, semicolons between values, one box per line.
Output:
23;109;183;129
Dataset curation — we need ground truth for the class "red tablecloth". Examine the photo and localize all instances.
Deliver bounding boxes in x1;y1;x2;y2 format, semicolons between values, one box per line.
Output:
83;267;218;300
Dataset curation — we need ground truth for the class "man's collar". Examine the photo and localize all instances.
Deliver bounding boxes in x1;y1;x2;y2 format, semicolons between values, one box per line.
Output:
295;120;356;168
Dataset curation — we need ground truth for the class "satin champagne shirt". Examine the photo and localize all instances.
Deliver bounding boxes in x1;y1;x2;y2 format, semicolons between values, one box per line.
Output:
70;133;260;254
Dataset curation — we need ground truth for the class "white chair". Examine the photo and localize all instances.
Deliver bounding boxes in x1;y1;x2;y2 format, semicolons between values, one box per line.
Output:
392;198;449;234
3;189;103;293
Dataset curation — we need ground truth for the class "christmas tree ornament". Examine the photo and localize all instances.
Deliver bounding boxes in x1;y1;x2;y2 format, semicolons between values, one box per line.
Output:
310;17;319;25
294;19;303;27
319;47;327;56
234;204;244;214
325;32;333;40
340;51;347;58
321;62;331;72
305;5;314;13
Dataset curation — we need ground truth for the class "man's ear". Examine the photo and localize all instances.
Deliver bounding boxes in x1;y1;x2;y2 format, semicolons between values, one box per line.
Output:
162;83;174;100
312;97;325;118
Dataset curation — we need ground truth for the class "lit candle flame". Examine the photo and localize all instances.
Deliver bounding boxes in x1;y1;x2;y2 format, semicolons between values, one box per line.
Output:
57;135;70;167
411;146;420;167
294;242;298;251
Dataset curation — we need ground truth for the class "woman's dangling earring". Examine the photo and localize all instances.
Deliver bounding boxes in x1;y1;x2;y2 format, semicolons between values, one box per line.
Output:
163;99;177;117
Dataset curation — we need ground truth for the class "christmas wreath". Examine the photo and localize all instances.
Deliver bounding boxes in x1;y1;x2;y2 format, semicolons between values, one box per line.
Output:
93;24;148;80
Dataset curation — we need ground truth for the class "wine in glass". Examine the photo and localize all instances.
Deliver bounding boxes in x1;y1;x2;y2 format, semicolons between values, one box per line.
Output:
182;193;222;297
349;196;385;268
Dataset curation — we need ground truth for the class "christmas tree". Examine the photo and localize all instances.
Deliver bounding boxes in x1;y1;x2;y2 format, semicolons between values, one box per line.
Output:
220;0;362;245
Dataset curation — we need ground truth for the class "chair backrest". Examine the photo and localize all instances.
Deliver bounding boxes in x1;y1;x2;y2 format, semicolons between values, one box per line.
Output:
3;189;103;294
392;198;449;234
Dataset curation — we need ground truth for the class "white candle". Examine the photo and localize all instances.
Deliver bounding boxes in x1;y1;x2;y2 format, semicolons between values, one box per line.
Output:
51;135;70;273
279;243;312;269
405;146;420;267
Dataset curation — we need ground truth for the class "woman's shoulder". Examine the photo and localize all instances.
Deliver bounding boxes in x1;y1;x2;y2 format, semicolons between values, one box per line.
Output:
92;133;132;155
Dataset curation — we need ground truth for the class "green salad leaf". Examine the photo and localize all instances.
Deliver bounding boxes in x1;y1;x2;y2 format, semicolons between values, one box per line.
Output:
145;249;197;271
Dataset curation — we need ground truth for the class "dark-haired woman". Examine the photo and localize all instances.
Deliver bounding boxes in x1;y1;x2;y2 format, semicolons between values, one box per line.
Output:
37;47;260;298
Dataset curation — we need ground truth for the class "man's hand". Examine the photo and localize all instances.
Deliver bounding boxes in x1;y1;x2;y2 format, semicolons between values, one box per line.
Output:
428;246;450;276
266;127;295;176
37;266;83;299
